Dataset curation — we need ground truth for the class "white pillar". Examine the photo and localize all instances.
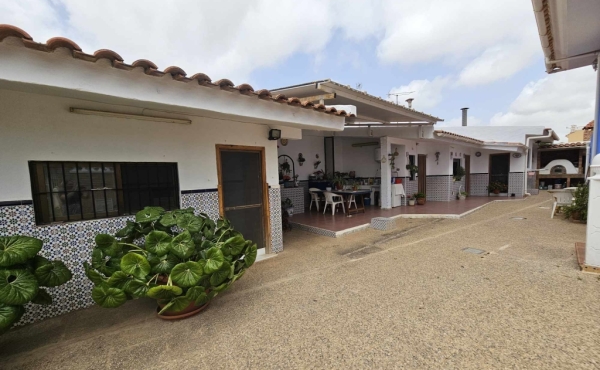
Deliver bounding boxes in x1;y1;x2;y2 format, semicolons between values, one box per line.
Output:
585;59;600;267
585;156;600;267
380;136;392;209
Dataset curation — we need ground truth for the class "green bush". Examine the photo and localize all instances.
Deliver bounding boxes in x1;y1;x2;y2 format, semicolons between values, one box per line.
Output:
563;183;588;222
0;236;72;333
83;207;257;315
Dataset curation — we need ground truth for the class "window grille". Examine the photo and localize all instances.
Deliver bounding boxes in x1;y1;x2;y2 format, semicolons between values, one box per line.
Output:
28;161;179;225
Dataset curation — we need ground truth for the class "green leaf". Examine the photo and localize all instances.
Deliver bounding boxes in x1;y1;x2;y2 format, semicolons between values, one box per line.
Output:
31;288;52;305
91;285;127;308
0;236;43;267
151;254;179;274
177;214;203;233
185;286;206;301
0;304;25;333
135;206;165;223
34;260;72;287
244;243;258;267
0;269;38;305
83;262;106;285
212;282;230;293
171;261;204;288
224;236;246;256
158;296;191;315
32;255;51;270
120;253;150;280
159;212;178;227
115;221;139;238
95;234;121;257
147;285;182;300
107;271;133;289
199;240;214;251
194;291;209;306
125;279;151;298
204;247;224;274
145;231;172;257
169;231;195;259
209;261;231;286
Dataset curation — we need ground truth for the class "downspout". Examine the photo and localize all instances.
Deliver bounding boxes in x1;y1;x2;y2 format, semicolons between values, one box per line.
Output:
523;129;555;195
585;141;591;179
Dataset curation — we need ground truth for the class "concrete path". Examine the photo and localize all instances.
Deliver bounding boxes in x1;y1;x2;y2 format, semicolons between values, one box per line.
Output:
1;193;598;369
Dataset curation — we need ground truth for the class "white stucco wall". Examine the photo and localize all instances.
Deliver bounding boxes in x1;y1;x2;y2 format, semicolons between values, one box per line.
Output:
470;150;525;173
0;89;280;202
276;134;325;180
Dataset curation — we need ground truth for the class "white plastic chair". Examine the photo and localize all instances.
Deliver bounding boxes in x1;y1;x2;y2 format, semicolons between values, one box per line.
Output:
323;191;345;215
550;190;574;219
347;194;357;211
308;188;322;212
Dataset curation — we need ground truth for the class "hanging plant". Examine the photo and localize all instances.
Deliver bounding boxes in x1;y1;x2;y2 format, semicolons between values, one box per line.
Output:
388;150;399;168
297;153;305;166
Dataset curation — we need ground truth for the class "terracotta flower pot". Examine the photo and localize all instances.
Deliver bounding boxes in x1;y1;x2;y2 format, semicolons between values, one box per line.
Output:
493;189;500;194
157;301;210;320
571;211;581;221
417;198;426;205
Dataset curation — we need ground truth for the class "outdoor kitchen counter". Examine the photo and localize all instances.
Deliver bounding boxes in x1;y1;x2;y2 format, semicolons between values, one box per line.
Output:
281;187;304;214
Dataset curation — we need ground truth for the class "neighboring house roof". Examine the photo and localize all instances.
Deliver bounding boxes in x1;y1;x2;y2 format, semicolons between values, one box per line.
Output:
271;79;442;124
0;24;354;119
541;141;588;149
433;130;484;144
439;126;558;144
583;120;594;130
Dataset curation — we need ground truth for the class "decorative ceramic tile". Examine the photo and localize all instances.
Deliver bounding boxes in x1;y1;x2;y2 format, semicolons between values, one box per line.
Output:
269;188;283;253
508;172;524;196
281;188;305;214
469;173;489;196
180;191;220;220
371;217;396;231
425;176;453;202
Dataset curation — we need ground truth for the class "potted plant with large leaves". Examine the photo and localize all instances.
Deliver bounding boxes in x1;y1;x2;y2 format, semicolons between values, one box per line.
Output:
83;206;257;319
0;236;72;334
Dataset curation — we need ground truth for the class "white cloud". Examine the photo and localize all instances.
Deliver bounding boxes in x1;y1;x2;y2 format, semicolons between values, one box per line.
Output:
0;0;541;86
389;76;450;110
489;67;596;141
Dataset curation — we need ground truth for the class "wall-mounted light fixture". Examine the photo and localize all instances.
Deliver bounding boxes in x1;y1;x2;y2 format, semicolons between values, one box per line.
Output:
268;129;281;140
69;108;191;124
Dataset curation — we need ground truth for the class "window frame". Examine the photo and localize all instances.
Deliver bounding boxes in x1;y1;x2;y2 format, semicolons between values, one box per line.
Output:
28;161;180;225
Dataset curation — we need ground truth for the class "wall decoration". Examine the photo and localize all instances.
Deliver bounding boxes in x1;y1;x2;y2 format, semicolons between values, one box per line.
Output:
435;151;440;164
298;153;305;166
512;153;522;158
475;152;482;157
280;139;288;146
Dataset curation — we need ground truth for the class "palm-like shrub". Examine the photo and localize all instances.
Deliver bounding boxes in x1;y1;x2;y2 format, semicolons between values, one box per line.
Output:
0;236;72;333
83;207;257;315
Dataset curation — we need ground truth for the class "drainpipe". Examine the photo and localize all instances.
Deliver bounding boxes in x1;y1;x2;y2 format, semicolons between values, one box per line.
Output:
523;129;555;195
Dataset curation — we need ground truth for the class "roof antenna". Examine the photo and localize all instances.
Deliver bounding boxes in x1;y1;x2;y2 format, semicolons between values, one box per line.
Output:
388;91;415;105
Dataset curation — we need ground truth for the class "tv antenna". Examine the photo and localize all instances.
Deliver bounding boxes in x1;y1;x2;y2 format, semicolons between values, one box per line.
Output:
387;91;415;105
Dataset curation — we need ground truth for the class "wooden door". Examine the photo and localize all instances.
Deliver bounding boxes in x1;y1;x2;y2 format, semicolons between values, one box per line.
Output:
418;154;427;195
464;155;471;193
216;145;269;252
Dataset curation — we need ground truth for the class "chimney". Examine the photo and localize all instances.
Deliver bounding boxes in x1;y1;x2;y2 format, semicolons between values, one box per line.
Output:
406;98;414;109
461;107;469;126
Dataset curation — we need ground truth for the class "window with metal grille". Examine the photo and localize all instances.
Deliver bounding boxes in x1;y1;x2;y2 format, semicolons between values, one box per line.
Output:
28;162;179;225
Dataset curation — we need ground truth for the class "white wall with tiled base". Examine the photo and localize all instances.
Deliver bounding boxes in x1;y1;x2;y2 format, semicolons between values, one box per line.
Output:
0;189;283;326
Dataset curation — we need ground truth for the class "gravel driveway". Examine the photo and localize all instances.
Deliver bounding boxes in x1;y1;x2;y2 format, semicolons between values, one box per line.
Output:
1;193;597;369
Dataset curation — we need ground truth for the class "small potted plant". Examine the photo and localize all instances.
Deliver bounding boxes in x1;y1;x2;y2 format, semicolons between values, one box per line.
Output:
414;192;426;205
453;166;466;182
487;181;507;195
458;191;468;200
406;164;418;181
563;183;588;223
332;172;346;190
408;195;416;206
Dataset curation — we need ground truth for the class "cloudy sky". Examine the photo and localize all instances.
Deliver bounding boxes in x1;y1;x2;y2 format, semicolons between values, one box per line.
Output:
1;0;596;140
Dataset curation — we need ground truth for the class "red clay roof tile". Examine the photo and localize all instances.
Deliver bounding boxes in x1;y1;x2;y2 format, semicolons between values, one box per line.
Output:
0;24;355;119
583;120;594;130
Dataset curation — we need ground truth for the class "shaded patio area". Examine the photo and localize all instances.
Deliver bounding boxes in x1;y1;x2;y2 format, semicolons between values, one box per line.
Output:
290;196;523;237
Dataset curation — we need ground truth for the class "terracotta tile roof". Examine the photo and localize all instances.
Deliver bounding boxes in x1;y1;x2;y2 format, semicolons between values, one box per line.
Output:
433;130;484;144
583;120;594;130
0;24;355;119
542;141;588;149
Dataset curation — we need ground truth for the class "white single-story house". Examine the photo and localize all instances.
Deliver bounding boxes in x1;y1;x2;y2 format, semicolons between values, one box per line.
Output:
0;25;354;324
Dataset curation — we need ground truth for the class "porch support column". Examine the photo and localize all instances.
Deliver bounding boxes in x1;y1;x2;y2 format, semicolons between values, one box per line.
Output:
380;136;392;209
585;59;600;267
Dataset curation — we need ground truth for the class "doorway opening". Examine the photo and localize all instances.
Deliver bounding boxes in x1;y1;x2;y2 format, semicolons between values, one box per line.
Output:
489;153;510;194
418;154;427;195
